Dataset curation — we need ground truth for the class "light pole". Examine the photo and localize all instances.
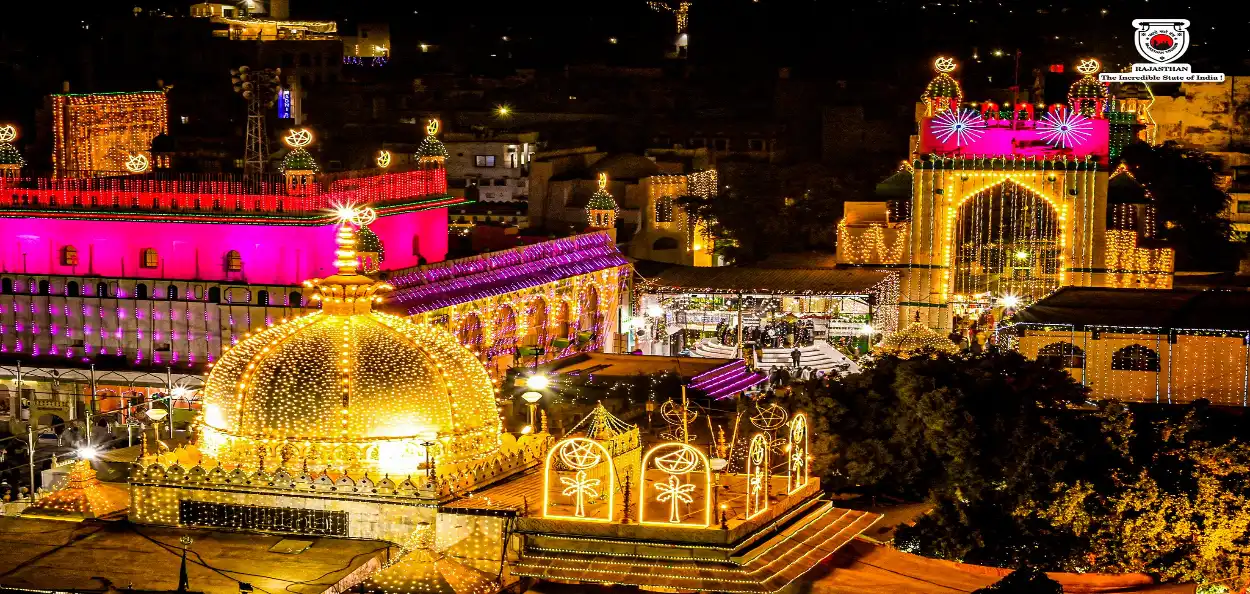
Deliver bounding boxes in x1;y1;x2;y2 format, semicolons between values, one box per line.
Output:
521;391;542;430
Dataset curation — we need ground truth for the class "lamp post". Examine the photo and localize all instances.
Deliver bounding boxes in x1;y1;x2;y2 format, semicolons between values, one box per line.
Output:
521;391;542;430
710;456;728;522
144;408;168;458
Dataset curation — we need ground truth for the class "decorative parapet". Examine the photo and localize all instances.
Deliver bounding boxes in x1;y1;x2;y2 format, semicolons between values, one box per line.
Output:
132;433;552;503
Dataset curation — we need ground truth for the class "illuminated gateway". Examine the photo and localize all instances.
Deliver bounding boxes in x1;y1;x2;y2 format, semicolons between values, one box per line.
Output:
129;217;880;593
837;57;1171;331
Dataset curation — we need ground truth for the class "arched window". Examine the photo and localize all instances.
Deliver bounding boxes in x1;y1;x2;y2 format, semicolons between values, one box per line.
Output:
140;248;159;269
258;290;270;305
135;283;148;300
1037;342;1084;369
1111;344;1160;372
208;287;221;303
37;280;49;295
95;282;107;297
1;279;11;294
652;237;679;250
412;235;421;256
60;245;78;266
67;281;79;296
167;285;178;300
289;291;302;307
655;196;674;223
225;250;243;272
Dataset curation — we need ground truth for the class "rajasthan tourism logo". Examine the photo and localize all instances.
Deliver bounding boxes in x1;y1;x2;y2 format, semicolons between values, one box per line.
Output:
1133;19;1190;64
1099;19;1224;83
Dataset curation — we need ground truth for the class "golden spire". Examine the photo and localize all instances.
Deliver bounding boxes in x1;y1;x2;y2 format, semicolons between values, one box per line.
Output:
305;205;392;315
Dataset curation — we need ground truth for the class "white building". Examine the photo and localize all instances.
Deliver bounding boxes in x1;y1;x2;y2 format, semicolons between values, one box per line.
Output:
443;131;539;203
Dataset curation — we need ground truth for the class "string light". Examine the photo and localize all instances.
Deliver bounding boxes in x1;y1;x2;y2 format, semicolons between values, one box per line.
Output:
638;442;711;528
51;91;168;176
922;57;963;116
586;172;620;229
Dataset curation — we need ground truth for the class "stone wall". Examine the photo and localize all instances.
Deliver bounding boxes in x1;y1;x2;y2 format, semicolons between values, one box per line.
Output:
1151;78;1250;152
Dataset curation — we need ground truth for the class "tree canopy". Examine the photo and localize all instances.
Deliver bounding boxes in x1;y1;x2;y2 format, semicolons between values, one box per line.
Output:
1119;141;1241;271
793;352;1250;586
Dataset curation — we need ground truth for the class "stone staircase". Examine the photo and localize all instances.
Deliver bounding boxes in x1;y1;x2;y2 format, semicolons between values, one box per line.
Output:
755;342;860;375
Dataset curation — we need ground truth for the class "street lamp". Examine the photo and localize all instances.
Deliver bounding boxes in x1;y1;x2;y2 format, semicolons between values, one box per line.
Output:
521;391;543;429
524;374;549;391
710;456;728;520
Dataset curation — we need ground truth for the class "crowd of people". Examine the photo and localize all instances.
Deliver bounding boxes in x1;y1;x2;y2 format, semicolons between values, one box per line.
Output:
716;319;817;349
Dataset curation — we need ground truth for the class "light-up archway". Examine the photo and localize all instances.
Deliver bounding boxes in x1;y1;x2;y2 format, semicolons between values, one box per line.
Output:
949;179;1063;304
544;437;615;522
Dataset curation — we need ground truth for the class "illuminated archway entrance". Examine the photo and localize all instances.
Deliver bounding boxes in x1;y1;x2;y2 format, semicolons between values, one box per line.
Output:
952;180;1063;305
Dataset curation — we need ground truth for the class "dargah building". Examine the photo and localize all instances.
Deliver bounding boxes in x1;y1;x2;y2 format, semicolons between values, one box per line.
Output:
0;214;879;594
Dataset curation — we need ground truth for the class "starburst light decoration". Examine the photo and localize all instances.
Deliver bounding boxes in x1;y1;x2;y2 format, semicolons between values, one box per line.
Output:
1036;110;1093;149
1076;58;1101;76
0;125;16;143
639;442;711;527
543;437;615;522
930;109;985;147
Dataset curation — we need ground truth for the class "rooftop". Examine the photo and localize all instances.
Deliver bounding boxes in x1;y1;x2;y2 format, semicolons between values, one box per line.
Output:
535;352;737;379
638;264;894;295
0;518;386;594
1010;287;1250;331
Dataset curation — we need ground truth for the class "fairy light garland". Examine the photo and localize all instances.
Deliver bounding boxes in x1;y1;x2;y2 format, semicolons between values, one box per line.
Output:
51;91;168;176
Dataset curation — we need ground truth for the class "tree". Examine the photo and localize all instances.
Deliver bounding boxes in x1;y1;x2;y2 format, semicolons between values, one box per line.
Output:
1119;141;1241;271
676;163;859;264
971;567;1062;593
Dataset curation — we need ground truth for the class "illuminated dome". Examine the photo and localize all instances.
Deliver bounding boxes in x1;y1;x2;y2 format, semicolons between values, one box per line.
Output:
198;215;501;475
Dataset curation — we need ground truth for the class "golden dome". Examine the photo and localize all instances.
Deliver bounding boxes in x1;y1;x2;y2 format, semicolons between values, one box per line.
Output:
197;214;501;475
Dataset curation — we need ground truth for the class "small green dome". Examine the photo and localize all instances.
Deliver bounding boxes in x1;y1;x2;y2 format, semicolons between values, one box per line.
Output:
280;147;319;173
416;134;449;160
357;226;385;258
0;142;25;167
586;189;618;212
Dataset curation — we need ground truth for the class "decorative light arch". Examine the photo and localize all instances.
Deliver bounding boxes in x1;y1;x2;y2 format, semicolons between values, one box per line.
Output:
787;413;810;494
746;433;770;519
544;437;615;522
639;442;711;527
940;176;1072;299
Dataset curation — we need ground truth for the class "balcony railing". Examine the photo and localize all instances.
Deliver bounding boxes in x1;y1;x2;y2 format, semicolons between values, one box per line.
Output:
0;167;448;216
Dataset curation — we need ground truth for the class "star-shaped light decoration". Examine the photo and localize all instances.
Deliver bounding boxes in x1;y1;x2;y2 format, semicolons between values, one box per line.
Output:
124;154;150;173
1076;58;1101;76
934;56;957;73
284;128;313;148
0;125;16;143
376;150;392;168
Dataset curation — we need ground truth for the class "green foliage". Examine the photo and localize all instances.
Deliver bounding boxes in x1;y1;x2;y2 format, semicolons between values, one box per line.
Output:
1119;141;1239;271
800;351;1250;585
972;567;1063;593
676;163;860;264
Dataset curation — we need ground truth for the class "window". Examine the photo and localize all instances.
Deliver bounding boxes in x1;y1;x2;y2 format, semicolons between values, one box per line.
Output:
712;138;729;151
475;155;496;167
1037;342;1084;368
1111;344;1160;372
37;280;49;295
747;138;766;151
61;245;78;266
289;291;303;307
167;285;178;300
140;248;159;269
655;196;674;223
208;287;221;303
689;137;707;148
1238;201;1250;214
258;290;270;305
225;250;243;272
95;282;107;297
180;115;190;125
135;283;148;300
412;236;421;256
67;281;79;296
1;279;10;294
